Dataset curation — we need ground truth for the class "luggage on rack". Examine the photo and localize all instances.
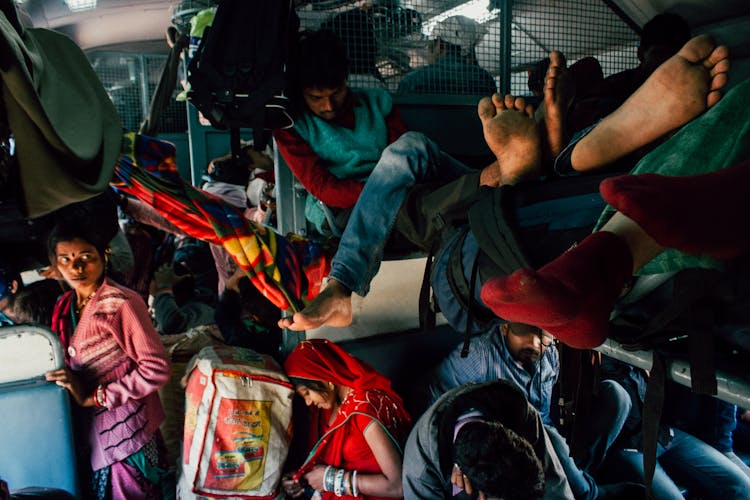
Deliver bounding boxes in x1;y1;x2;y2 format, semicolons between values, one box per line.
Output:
0;325;80;497
178;345;293;499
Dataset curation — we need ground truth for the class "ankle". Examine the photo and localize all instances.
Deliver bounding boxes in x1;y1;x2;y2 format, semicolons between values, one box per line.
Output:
480;161;504;187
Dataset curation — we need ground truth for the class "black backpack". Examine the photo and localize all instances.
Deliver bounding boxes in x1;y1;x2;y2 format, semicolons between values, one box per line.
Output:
187;0;295;157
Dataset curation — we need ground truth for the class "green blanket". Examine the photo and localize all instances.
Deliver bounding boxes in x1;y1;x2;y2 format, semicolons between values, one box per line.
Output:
595;78;750;275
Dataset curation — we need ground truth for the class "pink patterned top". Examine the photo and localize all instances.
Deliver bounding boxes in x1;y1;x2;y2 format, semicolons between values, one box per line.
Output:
62;278;171;470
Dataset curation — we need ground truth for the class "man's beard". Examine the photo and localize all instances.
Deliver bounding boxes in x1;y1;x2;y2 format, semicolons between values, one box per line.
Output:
517;347;541;367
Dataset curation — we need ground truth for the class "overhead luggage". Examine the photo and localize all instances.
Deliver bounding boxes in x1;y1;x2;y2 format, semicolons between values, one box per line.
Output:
0;325;80;497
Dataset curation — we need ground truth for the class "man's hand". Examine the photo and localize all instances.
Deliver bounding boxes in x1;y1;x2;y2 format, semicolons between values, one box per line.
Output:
38;266;62;280
281;473;306;498
150;263;178;296
451;463;475;495
225;267;246;293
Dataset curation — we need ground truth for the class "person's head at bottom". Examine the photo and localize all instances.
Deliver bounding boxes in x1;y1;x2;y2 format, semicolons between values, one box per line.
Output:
454;421;545;500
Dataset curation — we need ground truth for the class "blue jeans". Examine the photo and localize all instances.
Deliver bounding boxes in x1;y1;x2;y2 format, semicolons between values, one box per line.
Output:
601;428;750;500
545;380;631;500
329;131;474;296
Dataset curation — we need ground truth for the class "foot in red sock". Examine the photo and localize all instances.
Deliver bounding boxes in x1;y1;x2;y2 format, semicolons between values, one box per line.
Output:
480;232;633;349
600;161;750;260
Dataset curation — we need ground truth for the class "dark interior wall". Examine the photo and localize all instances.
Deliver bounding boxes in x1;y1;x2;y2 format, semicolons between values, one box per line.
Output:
394;96;495;169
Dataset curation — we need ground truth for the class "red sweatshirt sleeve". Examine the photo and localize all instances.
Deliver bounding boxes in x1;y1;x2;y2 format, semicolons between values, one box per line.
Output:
273;128;364;209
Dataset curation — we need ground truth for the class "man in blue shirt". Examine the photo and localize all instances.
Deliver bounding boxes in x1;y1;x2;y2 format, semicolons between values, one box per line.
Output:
423;322;635;499
428;322;559;424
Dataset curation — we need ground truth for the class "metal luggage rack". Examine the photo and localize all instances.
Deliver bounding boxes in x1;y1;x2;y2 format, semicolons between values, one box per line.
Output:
597;339;750;409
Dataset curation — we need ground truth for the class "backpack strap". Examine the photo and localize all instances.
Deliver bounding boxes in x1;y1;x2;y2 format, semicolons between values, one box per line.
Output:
459;252;482;358
614;270;724;499
418;236;441;331
446;227;473;315
642;351;667;500
468;186;530;276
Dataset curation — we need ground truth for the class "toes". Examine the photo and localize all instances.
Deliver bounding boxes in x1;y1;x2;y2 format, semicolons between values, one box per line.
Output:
706;89;723;108
285;312;309;331
513;96;527;111
709;56;731;78
503;94;516;109
492;93;506;109
678;34;716;63
549;50;567;69
710;71;728;91
545;75;556;92
477;96;497;121
524;103;535;118
705;44;730;70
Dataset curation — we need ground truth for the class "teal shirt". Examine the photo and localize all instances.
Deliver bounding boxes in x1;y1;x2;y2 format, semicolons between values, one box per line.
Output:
293;88;392;181
294;88;393;235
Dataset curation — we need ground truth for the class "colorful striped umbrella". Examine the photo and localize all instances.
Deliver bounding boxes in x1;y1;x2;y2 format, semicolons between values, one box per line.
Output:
112;133;330;312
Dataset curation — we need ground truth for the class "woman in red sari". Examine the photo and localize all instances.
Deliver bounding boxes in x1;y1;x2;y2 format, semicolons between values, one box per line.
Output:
282;339;412;499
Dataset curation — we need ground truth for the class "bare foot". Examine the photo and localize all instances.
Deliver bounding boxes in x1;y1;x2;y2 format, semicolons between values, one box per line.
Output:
277;279;353;331
571;34;730;171
539;51;573;159
478;94;542;187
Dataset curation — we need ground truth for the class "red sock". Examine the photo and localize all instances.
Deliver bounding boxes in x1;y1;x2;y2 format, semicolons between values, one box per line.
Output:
480;231;632;349
600;161;750;260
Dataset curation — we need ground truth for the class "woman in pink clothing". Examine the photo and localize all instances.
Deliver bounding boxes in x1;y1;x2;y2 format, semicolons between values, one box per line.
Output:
44;222;172;499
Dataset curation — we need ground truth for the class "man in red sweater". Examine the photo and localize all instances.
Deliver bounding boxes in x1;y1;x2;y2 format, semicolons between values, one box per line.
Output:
274;30;539;331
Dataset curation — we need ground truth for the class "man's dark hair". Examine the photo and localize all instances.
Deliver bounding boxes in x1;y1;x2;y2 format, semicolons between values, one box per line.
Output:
640;13;691;55
237;276;281;328
454;421;545;500
288;29;349;103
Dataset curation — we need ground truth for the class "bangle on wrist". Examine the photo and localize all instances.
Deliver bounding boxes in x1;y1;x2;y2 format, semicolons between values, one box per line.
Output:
344;470;352;496
93;384;108;408
352;470;359;497
334;467;345;497
323;465;335;493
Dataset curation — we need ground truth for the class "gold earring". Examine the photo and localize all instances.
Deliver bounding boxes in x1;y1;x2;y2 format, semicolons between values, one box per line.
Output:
328;382;334;390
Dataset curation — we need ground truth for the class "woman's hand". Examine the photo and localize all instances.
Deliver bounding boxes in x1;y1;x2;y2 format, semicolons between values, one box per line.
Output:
303;465;327;493
45;368;93;407
281;473;306;498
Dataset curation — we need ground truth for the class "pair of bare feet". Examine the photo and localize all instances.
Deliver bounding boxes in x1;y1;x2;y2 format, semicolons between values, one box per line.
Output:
478;50;572;188
481;34;733;349
280;34;730;332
